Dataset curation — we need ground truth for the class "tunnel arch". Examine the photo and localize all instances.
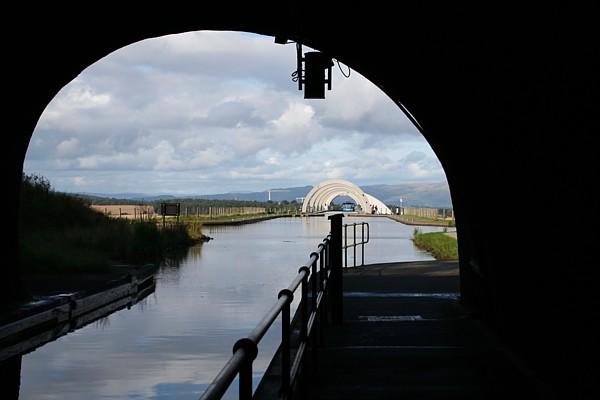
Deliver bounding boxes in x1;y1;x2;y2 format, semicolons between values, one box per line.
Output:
6;10;598;397
302;179;391;214
9;15;455;312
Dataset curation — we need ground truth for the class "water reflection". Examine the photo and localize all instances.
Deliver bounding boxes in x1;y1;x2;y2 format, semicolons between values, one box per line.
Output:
18;216;448;399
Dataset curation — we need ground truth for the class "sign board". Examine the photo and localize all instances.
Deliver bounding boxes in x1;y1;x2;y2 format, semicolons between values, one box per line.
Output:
160;203;180;217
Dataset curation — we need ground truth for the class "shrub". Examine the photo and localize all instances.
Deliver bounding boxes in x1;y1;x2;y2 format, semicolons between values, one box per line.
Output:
19;174;197;273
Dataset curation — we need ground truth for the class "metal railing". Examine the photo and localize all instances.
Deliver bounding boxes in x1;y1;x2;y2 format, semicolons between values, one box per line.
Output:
343;222;370;268
199;232;335;400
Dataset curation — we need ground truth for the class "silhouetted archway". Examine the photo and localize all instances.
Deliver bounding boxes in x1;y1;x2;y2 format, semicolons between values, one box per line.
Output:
5;8;599;398
302;179;391;214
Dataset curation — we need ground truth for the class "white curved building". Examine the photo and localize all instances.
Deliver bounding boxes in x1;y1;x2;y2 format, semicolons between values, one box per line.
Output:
301;179;391;214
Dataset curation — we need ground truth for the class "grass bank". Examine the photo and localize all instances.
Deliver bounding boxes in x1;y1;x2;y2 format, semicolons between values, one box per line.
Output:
19;174;199;274
390;215;455;227
176;213;268;223
412;229;459;260
175;211;299;223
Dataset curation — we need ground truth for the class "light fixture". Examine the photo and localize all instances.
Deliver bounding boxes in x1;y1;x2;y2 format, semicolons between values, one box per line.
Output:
275;38;334;99
301;49;334;99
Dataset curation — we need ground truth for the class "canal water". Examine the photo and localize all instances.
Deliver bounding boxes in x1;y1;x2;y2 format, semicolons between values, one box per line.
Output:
19;216;451;399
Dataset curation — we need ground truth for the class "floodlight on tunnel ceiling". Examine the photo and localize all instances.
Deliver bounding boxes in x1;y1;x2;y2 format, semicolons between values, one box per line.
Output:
302;51;334;99
293;44;333;99
274;40;334;99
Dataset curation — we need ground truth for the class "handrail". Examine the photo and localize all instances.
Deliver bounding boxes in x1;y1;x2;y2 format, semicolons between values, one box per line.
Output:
199;233;334;400
343;222;370;268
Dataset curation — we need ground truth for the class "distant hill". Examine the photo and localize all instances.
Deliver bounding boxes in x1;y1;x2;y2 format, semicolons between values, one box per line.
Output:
192;186;313;202
362;183;452;207
74;182;452;208
78;192;178;202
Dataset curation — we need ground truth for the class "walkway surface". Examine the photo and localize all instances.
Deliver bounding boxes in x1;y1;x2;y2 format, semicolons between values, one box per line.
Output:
304;261;541;399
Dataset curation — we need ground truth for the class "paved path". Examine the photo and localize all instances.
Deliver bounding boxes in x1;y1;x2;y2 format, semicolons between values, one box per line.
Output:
304;261;542;399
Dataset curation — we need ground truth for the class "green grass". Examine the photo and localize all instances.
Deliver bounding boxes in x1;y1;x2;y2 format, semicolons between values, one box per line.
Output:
412;230;459;260
19;174;198;274
393;214;455;227
176;212;268;222
176;211;298;223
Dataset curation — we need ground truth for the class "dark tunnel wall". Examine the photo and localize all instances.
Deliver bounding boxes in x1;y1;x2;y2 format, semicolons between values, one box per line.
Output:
4;7;598;396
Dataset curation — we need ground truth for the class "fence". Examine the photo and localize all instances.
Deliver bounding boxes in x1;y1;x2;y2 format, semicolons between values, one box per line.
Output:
400;207;453;219
199;214;345;400
90;205;155;220
343;222;370;268
180;207;266;217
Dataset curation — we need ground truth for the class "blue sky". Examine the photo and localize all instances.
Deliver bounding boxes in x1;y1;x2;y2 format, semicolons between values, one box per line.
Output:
24;31;446;195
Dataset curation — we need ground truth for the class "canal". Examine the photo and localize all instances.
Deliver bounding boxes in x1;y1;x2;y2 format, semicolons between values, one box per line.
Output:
19;216;451;399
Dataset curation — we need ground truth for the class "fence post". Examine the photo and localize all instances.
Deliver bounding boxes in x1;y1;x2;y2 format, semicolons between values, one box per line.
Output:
328;213;343;325
239;358;253;400
344;224;347;269
299;266;310;342
278;289;293;394
233;338;257;400
361;223;365;266
353;223;357;268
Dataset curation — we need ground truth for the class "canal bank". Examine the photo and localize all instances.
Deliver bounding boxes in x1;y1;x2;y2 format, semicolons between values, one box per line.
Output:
0;264;157;364
387;214;455;227
13;216;448;399
199;214;289;226
2;215;301;349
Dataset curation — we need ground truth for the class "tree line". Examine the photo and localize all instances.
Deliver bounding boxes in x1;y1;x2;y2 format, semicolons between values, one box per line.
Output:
76;194;301;212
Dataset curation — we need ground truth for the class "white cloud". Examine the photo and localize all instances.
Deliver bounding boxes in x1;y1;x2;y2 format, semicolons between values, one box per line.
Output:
24;31;445;194
72;176;88;186
56;138;80;156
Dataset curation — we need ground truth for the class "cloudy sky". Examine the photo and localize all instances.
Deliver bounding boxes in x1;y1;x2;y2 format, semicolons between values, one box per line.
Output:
24;31;446;195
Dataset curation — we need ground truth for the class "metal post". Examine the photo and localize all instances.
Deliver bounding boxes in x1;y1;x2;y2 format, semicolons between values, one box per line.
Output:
323;241;330;324
281;298;291;393
299;267;309;342
319;248;324;291
239;359;253;400
361;223;365;266
319;246;326;334
310;256;319;369
327;240;330;271
344;224;348;269
353;223;357;268
324;242;329;272
311;256;318;313
328;213;343;325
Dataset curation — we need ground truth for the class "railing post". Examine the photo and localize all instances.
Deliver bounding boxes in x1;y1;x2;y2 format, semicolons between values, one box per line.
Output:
310;253;318;314
353;223;357;268
344;224;348;269
319;246;326;337
328;213;343;325
325;240;329;272
298;266;310;342
319;247;324;292
239;358;253;400
233;338;258;400
278;289;293;395
361;223;365;266
309;253;319;352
